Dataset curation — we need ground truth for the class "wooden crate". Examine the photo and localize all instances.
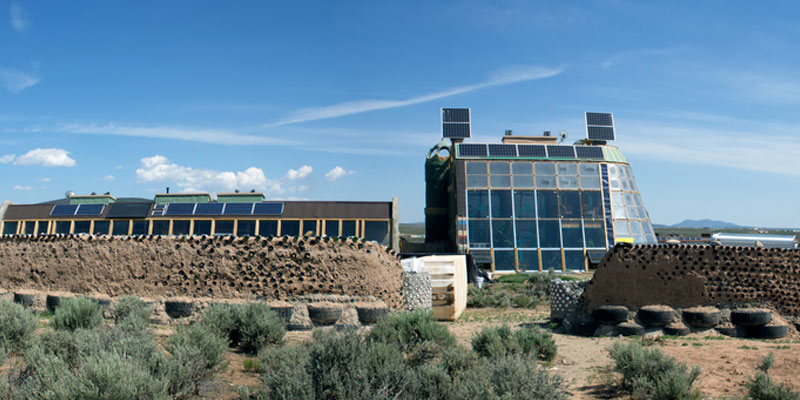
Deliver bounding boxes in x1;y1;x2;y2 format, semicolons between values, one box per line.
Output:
418;255;467;321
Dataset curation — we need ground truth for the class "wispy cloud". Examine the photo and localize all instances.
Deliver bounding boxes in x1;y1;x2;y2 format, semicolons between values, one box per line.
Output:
325;166;355;182
0;154;14;164
103;175;115;181
601;48;679;69
59;122;298;146
266;65;563;126
10;2;29;33
13;185;32;191
40;177;51;183
0;67;40;93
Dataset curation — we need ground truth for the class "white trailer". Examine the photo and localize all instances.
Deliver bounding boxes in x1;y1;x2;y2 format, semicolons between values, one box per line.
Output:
711;233;798;249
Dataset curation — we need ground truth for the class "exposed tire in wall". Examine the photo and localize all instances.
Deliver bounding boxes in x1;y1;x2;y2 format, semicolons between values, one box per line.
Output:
616;321;644;336
682;307;722;328
592;305;629;325
164;300;195;319
308;304;342;325
13;293;36;308
356;305;389;324
287;321;313;331
795;321;800;332
45;295;73;313
716;324;738;337
663;322;690;336
270;305;294;322
747;324;789;339
731;309;772;327
90;297;113;310
637;305;675;327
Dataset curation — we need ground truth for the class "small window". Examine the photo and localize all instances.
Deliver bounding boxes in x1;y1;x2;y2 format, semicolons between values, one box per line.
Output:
131;220;148;235
561;219;584;248
538;220;561;248
513;191;536;218
517;251;539;272
112;220;130;235
489;162;510;175
608;164;619;179
584;220;607;248
281;220;300;237
512;175;533;188
489;175;511;188
466;162;487;175
536;191;559;218
557;163;577;176
541;250;562;272
93;220;110;235
557;176;579;189
237;220;256;236
579;163;600;176
558;191;581;218
493;250;515;272
564;250;585;271
490;190;512;218
302;220;317;236
467;175;488;188
535;175;556;189
511;162;532;175
193;220;212;236
259;220;278;236
515;220;537;248
341;220;357;237
580;175;601;189
535;162;555;175
614;220;630;237
2;221;18;235
491;220;513;248
467;190;489;218
468;220;490;247
172;220;191;236
72;221;90;234
611;192;626;219
152;220;170;235
325;220;340;237
37;221;50;235
364;221;389;245
24;222;35;235
215;220;234;236
581;191;603;219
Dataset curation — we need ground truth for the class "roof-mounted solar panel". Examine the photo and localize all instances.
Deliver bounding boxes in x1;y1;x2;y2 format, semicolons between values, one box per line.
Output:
75;204;104;216
164;203;196;216
253;202;284;216
585;112;615;141
587;126;615;141
223;203;254;215
546;145;576;158
488;144;517;157
442;108;471;139
51;204;79;216
517;145;546;157
194;203;224;215
456;143;488;157
575;146;604;159
586;112;614;126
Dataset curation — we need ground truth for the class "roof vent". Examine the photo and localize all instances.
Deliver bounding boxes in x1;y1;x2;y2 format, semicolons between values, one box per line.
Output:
505;129;513;136
543;131;551;136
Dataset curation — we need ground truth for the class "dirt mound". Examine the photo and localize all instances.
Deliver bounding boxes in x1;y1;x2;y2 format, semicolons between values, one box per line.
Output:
0;235;404;309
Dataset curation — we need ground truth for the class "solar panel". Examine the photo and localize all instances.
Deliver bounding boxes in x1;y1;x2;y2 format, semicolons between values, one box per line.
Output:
575;146;604;159
194;203;224;215
51;204;78;216
586;112;613;126
488;144;517;157
517;145;546;157
442;108;471;139
75;204;104;216
457;143;488;157
587;126;615;141
253;202;284;216
546;145;576;158
442;123;470;138
153;204;166;210
223;203;254;215
442;108;470;123
165;203;196;216
151;210;164;216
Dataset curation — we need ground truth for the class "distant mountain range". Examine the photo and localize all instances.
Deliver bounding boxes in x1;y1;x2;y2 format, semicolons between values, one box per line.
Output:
653;219;743;229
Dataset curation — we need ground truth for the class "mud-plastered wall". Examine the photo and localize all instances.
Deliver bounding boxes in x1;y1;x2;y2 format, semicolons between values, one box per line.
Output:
0;235;404;309
581;244;800;317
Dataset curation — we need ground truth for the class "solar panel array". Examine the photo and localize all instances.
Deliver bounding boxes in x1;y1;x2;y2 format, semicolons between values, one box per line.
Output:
161;202;284;217
457;143;605;160
585;112;615;141
441;108;471;139
51;204;105;217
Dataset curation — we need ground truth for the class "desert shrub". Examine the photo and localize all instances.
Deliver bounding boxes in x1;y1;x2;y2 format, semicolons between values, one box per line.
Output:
609;341;701;400
162;344;208;398
746;353;800;400
511;293;539;309
14;346;82;399
472;325;519;358
438;345;478;377
237;303;286;354
488;289;512;308
75;351;169;399
200;303;243;346
467;286;491;308
242;358;261;373
255;345;313;400
514;325;557;362
489;354;567;400
168;323;227;370
112;295;152;326
0;300;39;351
53;297;103;331
366;310;455;363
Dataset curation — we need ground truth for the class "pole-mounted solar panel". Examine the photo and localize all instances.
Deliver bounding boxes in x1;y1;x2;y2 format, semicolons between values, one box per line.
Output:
585;112;615;141
442;108;471;139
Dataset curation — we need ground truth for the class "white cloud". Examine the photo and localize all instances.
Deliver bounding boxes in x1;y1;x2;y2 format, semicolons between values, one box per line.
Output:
266;65;562;126
114;165;124;170
0;67;40;93
14;148;75;167
136;155;272;194
601;48;678;69
0;154;14;163
12;185;32;191
59;122;297;146
285;165;312;180
325;166;355;182
103;175;115;181
10;3;29;33
40;177;50;182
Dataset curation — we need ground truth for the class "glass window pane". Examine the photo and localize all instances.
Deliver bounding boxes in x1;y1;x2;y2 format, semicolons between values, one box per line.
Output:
512;162;532;175
467;190;489;218
626;206;638;219
490;175;511;188
325;220;340;237
37;221;50;235
466;162;486;174
535;175;557;189
193;220;212;236
93;220;110;235
557;163;577;176
152;220;170;235
489;162;509;175
581;191;603;219
518;251;539;272
172;220;190;235
579;163;600;176
259;220;278;236
634;235;646;244
614;220;630;237
562;219;583;248
467;175;488;188
558;191;581;218
468;219;490;247
538;220;561;248
610;177;621;190
580;175;601;189
491;220;514;248
534;162;555;175
73;221;90;234
621;178;631;191
341;220;357;237
215;220;234;235
302;220;317;236
608;164;619;179
365;221;389;245
513;191;536;218
24;222;35;235
56;221;71;234
541;250;562;271
512;175;533;188
557;176;579;189
494;251;515;272
281;220;300;236
624;193;634;206
490;190;513;218
515;220;537;248
584;220;607;248
619;165;628;178
131;220;148;235
611;192;626;219
112;220;129;235
564;250;585;271
237;220;256;236
3;221;18;235
643;222;655;237
536;190;559;218
630;221;643;235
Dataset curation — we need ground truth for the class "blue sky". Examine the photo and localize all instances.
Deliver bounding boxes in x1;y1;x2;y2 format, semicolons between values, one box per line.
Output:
2;1;800;227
